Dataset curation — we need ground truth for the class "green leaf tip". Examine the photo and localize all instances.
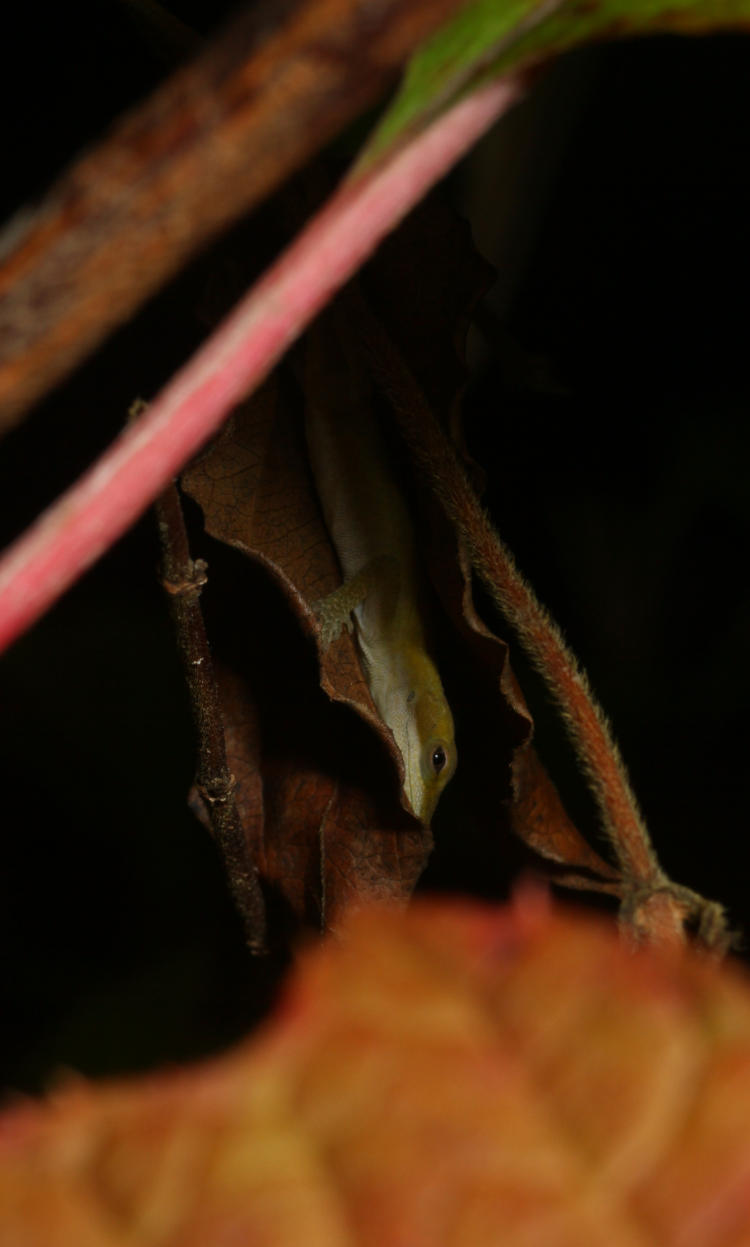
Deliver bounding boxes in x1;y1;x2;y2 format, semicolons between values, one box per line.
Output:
359;0;750;170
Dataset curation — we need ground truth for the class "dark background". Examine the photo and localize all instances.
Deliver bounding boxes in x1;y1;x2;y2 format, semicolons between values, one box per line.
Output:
1;3;749;1093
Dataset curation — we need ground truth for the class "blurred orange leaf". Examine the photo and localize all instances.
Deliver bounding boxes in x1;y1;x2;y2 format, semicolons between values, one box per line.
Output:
3;894;750;1244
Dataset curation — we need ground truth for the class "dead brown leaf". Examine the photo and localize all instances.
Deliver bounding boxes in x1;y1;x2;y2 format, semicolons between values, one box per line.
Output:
181;191;620;938
183;373;431;932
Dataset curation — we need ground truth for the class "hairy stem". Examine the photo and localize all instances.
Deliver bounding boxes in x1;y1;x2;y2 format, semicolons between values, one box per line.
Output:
349;292;728;950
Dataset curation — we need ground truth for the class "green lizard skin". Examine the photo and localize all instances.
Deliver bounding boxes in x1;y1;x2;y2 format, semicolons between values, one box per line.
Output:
304;323;456;825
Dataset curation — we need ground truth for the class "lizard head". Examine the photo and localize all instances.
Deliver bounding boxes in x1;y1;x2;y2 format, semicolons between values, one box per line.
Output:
362;637;456;827
402;680;457;826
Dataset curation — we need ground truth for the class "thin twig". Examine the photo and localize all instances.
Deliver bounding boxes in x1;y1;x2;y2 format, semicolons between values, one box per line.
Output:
153;463;267;953
347;291;728;951
0;77;521;655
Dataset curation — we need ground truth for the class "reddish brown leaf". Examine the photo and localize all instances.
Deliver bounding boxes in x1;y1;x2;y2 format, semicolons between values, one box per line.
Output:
183;375;431;930
212;659;431;931
3;896;750;1244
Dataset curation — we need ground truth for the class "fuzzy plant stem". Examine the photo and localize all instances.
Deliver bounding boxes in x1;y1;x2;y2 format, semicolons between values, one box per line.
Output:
349;292;728;950
0;78;521;656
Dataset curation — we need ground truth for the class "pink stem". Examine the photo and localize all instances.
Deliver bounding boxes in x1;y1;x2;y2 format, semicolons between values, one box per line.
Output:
0;78;520;654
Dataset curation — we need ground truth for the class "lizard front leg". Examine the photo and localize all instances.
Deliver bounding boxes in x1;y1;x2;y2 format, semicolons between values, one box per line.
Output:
312;554;398;649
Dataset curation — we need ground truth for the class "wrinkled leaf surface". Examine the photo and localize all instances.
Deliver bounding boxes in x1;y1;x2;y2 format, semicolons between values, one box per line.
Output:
3;896;750;1244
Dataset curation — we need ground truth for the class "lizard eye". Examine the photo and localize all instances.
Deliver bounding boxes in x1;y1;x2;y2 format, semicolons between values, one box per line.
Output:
431;745;447;774
420;735;456;789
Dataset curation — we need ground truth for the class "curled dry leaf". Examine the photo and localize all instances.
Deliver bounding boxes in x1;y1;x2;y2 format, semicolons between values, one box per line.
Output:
2;894;750;1245
434;524;620;886
183;373;431;932
181;191;621;936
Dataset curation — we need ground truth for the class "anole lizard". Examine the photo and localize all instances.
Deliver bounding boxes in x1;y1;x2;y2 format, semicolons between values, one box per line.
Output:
304;318;456;826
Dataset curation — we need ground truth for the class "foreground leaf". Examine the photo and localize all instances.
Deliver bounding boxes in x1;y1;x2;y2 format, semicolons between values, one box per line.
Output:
3;895;750;1244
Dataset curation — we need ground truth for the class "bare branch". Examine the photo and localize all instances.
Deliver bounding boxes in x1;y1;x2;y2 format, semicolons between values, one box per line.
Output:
154;465;267;953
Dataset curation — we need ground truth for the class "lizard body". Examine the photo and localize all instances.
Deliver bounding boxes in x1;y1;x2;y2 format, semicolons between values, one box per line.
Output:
304;328;456;825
